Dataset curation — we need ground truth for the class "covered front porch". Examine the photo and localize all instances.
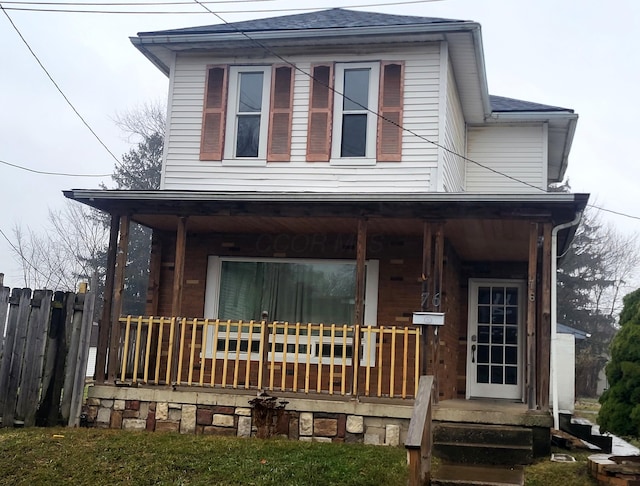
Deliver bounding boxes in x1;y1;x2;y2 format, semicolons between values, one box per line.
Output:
67;190;587;435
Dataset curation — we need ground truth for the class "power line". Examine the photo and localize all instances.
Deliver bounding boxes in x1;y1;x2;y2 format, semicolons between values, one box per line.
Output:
4;1;640;224
0;4;122;166
587;204;640;222
0;0;442;14
191;0;640;224
0;158;111;177
2;0;272;4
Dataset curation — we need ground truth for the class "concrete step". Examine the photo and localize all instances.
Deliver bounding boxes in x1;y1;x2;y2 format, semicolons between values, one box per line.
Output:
433;423;533;465
434;423;532;447
432;464;524;486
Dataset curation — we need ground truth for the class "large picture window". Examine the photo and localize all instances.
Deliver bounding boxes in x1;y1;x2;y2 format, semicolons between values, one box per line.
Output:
204;257;379;364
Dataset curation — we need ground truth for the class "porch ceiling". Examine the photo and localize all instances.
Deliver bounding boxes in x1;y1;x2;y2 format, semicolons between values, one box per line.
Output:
64;190;588;262
133;214;532;261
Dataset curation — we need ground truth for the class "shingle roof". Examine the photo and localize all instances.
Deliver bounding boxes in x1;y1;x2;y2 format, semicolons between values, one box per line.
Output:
138;8;466;36
490;95;573;113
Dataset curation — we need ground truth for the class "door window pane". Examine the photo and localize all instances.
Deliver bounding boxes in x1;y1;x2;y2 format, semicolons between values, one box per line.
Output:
505;287;518;305
478;306;490;324
505;346;517;365
506;327;518;345
491;327;504;344
491;346;503;364
505;306;518;325
477;345;489;364
477;365;489;384
478;287;491;305
491;366;503;384
505;366;517;385
492;288;504;305
478;325;490;343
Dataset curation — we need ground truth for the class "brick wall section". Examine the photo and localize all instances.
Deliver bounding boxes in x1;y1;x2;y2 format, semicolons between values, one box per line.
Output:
85;397;408;446
144;229;529;400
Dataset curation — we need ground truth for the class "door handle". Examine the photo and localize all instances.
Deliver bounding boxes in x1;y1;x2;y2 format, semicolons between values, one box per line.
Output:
471;344;476;363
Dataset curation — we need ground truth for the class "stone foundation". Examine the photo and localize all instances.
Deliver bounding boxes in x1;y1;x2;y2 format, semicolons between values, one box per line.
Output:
86;385;410;446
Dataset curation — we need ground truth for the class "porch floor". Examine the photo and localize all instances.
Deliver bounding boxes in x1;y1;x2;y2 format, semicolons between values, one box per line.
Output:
434;399;553;428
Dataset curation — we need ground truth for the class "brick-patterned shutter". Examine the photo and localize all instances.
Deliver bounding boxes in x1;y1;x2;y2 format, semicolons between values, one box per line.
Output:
267;65;294;162
306;64;334;162
200;65;228;161
377;62;404;162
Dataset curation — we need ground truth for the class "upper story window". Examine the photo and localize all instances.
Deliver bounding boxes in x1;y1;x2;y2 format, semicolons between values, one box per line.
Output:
199;61;402;164
226;67;271;159
332;63;380;161
200;64;294;163
306;61;404;164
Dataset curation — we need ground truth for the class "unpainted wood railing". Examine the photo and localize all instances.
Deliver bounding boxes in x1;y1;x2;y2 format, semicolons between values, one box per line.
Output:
405;375;435;486
116;316;421;399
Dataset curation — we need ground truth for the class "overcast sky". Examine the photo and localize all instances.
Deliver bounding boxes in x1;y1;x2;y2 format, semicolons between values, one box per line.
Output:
1;0;639;290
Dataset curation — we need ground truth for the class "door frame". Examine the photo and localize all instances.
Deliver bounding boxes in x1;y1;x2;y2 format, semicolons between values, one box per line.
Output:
465;278;526;401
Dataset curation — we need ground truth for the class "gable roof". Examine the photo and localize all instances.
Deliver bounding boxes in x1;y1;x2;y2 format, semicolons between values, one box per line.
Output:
138;8;466;36
490;95;573;113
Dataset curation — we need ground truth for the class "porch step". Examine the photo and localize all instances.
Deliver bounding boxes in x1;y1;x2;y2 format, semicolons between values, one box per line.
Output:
432;464;524;486
433;423;533;465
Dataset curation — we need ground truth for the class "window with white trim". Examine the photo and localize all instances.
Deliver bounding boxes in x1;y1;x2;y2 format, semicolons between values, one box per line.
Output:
224;66;272;160
203;257;379;364
331;62;380;163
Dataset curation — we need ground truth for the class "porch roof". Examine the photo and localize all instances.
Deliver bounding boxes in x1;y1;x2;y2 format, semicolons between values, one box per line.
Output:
64;190;587;221
64;190;588;261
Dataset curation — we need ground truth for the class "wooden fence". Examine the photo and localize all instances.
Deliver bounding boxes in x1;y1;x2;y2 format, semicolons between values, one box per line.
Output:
0;280;95;428
116;316;421;399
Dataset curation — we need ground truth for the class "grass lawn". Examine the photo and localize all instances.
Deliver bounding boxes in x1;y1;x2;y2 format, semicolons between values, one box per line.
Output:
523;448;597;486
0;428;408;486
0;428;601;486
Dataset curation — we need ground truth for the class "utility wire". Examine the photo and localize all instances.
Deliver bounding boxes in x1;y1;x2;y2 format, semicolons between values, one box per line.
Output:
2;0;273;4
0;158;111;177
0;3;149;186
192;0;640;224
0;4;122;165
3;1;639;223
0;0;442;14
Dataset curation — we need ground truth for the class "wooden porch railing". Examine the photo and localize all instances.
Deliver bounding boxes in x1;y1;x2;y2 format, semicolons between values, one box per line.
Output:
114;317;421;399
405;375;435;486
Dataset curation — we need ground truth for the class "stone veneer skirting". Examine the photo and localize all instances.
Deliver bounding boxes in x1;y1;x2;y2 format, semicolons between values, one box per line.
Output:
86;385;413;446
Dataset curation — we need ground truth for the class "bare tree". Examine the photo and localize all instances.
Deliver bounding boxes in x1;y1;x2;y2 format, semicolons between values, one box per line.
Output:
11;203;108;291
558;206;640;396
113;99;166;144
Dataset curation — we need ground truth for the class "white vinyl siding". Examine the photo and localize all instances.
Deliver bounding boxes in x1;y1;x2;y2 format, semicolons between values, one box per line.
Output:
441;60;466;192
465;125;546;193
161;45;441;193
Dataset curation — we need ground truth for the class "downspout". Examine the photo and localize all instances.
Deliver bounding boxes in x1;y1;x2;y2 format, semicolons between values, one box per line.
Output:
551;210;583;429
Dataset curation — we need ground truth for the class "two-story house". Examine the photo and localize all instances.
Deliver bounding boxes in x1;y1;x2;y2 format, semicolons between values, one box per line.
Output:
66;8;587;463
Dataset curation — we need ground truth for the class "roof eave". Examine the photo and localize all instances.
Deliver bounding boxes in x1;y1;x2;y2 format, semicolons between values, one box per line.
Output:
131;21;482;75
135;21;479;46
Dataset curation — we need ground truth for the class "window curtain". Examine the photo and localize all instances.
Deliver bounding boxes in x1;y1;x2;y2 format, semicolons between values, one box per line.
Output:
218;261;356;324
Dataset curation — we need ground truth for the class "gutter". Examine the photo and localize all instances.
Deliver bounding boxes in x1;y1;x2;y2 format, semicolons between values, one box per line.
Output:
132;21;481;47
64;189;589;205
468;26;492;117
550;210;583;429
485;112;578;122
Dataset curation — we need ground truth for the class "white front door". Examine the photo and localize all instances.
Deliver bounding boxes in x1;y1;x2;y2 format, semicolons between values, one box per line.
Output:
466;279;525;400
